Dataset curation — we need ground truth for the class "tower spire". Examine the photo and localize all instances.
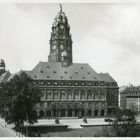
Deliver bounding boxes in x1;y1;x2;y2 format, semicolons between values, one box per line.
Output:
60;4;62;13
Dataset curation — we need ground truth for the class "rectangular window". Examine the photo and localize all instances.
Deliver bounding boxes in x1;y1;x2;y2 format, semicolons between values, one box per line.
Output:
60;90;66;100
75;93;79;100
95;94;99;100
68;92;72;100
54;90;59;100
101;94;105;100
46;90;52;100
87;90;92;100
41;90;46;100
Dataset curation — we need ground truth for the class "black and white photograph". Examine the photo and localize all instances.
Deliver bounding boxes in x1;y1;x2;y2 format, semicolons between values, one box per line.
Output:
0;0;140;137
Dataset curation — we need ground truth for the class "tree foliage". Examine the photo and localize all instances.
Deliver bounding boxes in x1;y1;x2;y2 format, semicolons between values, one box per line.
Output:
0;71;42;130
95;108;140;137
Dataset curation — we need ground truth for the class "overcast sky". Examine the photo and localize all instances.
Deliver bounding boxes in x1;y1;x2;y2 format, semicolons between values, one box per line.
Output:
0;3;140;87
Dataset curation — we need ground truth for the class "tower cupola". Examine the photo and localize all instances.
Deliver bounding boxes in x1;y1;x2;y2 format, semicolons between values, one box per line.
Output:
48;4;73;66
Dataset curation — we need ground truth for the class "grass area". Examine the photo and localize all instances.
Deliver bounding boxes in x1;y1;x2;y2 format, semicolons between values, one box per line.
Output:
41;126;103;137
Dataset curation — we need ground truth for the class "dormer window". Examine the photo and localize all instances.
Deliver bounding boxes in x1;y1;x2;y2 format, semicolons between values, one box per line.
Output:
54;82;58;85
40;81;44;85
47;76;50;79
53;70;56;73
81;82;85;86
69;76;72;79
47;81;51;85
75;71;78;74
75;82;78;86
34;75;37;78
40;70;43;73
60;81;64;86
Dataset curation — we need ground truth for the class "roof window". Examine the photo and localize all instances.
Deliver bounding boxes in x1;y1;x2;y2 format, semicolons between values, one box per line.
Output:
53;70;56;73
75;71;78;74
40;70;43;73
64;71;67;74
47;76;50;78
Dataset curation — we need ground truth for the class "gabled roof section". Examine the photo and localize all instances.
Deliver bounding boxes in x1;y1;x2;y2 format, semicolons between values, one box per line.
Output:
7;70;31;81
30;62;100;81
98;73;116;83
0;71;11;83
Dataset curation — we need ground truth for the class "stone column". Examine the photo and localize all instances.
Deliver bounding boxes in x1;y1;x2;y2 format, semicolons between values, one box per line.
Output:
98;109;101;117
65;110;68;117
52;90;54;100
58;110;61;117
51;110;54;117
92;109;95;117
104;109;108;116
72;110;75;117
37;110;40;117
79;110;82;117
79;90;81;100
44;109;47;118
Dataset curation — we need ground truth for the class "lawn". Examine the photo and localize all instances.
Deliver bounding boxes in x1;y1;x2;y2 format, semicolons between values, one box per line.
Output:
41;126;103;137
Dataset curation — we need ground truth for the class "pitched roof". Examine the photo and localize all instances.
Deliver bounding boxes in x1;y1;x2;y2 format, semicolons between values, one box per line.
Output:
98;73;116;83
7;70;31;81
0;71;11;83
28;62;101;81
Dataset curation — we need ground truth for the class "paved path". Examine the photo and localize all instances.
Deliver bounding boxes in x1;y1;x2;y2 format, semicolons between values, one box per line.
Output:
34;118;109;128
0;118;16;137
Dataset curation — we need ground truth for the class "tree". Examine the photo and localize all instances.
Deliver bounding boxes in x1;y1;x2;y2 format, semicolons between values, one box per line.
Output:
95;108;140;137
0;71;43;133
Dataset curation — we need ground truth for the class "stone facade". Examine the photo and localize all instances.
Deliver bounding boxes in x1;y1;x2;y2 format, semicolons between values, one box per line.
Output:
120;86;140;112
9;5;119;118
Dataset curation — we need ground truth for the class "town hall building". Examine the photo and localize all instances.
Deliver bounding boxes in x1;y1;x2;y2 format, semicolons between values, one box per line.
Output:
8;5;119;118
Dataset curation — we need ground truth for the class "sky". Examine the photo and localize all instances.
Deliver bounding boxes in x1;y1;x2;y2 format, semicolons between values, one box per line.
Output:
0;3;140;87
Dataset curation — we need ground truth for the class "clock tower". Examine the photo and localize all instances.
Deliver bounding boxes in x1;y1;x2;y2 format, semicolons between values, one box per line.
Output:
48;4;73;66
